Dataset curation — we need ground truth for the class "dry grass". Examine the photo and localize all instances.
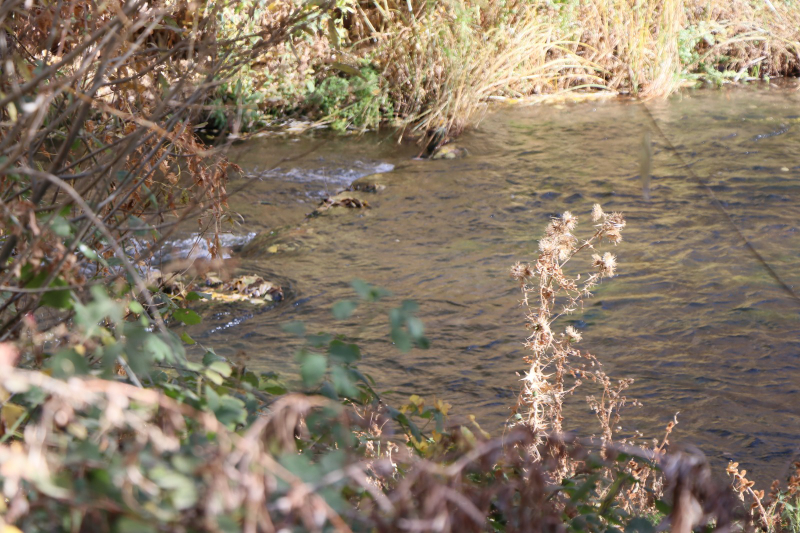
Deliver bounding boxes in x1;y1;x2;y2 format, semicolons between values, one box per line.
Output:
340;0;800;140
347;0;597;138
570;0;800;95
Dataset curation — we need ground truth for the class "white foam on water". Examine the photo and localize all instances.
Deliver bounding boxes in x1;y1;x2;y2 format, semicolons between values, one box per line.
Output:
162;232;256;262
253;160;394;188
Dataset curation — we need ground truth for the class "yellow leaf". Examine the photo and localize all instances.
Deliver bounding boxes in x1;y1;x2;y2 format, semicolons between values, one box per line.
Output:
2;524;23;533
267;245;279;253
434;399;452;416
408;394;424;407
409;435;428;453
460;426;477;446
1;403;26;430
468;415;491;439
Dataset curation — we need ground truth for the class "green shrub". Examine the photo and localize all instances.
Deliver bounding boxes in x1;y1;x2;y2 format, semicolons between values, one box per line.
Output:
308;65;390;132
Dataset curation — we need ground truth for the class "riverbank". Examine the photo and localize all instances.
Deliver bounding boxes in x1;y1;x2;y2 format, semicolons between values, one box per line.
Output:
241;0;800;143
2;2;800;530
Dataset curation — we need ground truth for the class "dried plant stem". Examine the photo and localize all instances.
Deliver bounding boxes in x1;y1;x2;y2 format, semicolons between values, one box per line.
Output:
511;205;626;447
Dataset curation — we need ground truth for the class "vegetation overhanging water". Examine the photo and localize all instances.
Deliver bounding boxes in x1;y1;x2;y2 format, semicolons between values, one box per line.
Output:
2;0;800;529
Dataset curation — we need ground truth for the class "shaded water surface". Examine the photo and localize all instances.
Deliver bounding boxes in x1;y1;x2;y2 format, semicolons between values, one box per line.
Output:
197;83;800;482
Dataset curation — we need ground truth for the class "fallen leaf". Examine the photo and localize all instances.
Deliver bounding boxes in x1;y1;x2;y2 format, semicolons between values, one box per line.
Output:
1;403;26;432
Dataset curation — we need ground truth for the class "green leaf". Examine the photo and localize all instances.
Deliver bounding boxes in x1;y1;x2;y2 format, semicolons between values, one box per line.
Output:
149;468;198;510
121;323;173;374
259;376;287;395
115;517;158;533
183;361;202;372
216;515;240;533
41;279;73;310
127;215;150;237
307;333;333;348
282;321;306;336
320;380;338;400
128;300;144;314
320;449;346;474
328;340;360;363
213;395;247;427
180;331;195;345
351;279;389;301
204;369;224;385
654;499;671;516
624;518;656;533
400;300;419;313
242;371;258;388
46;349;90;378
78;243;100;262
49;216;72;237
300;353;327;388
386;406;422;441
203;350;224;366
389;308;403;329
391;327;412;353
331;299;357;320
185;291;204;301
23;386;47;407
208;360;232;377
332;365;359;398
407;317;425;339
280;453;320;483
205;385;220;410
140;184;159;210
172;308;201;325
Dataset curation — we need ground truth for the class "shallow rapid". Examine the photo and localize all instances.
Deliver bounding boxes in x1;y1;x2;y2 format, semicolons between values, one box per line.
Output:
187;82;800;484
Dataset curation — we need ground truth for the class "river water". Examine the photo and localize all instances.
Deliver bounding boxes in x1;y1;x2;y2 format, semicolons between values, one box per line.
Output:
190;82;800;483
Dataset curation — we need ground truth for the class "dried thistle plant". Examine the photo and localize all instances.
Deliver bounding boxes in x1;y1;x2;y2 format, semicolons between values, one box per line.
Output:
726;460;800;531
510;207;707;517
510;204;626;446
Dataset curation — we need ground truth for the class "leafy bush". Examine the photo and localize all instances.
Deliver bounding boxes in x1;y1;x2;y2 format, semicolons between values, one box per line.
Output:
308;65;389;132
246;0;800;139
0;281;675;532
0;210;775;533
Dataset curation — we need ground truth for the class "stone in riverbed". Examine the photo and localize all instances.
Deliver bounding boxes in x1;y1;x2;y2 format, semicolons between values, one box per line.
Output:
199;274;284;304
349;173;392;192
430;143;468;160
310;191;371;216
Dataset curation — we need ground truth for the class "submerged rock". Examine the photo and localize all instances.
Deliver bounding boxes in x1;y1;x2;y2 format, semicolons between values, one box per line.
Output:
430;143;468;160
350;173;389;192
145;269;186;295
310;191;371;216
200;273;284;305
147;269;284;306
240;225;313;258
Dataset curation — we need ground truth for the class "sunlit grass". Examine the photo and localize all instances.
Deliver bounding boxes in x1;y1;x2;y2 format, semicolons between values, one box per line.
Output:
342;0;799;139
